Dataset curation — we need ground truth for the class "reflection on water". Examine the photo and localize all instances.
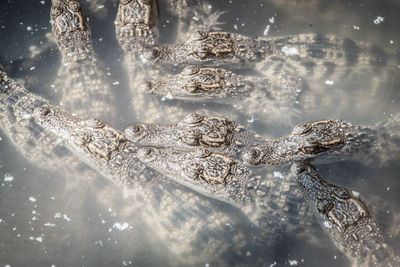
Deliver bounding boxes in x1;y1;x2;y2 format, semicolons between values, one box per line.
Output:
1;0;399;266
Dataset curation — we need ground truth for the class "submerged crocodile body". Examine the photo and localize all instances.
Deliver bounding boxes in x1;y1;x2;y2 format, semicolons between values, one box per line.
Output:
142;30;399;68
291;163;400;267
50;0;115;120
143;65;303;122
242;118;400;167
124;112;265;158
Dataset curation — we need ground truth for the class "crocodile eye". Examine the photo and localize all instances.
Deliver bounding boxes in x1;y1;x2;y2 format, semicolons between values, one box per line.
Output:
292;123;312;135
181;133;200;146
191;148;211;158
68;1;81;12
194;48;209;59
51;6;63;17
73;132;91;146
182;65;199;76
137;147;155;161
183;113;203;124
184;81;199;93
120;0;132;4
139;147;152;156
242;148;262;165
84;119;105;128
333;187;351;199
191;31;207;41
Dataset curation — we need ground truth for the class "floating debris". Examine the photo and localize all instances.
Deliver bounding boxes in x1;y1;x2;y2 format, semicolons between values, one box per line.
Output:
373;16;384;24
282;46;299;56
112;222;129;231
4;174;14;182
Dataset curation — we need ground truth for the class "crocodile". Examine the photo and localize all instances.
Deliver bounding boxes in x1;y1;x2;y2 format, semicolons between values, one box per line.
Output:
141;31;399;68
50;0;115;120
242;118;400;167
291;162;400;267
142;65;303;123
33;104;400;266
124;112;265;158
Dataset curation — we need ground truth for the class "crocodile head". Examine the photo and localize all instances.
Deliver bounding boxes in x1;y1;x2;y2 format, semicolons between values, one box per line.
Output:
143;65;249;99
115;0;158;51
33;105;126;164
185;31;235;61
291;163;369;231
124;112;237;149
138;146;236;185
243;120;348;165
177;113;236;148
50;0;87;37
141;31;237;64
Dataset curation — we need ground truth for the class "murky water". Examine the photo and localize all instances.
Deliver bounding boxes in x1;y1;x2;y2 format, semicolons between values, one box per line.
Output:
1;0;399;266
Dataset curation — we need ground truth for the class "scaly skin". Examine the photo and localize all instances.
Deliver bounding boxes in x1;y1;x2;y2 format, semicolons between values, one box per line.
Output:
32;103;293;265
143;65;303;122
0;70;86;172
291;163;400;267
242;118;400;167
50;0;115;120
115;0;230;122
115;0;183;122
141;30;271;65
141;31;399;68
124;112;264;158
115;0;158;54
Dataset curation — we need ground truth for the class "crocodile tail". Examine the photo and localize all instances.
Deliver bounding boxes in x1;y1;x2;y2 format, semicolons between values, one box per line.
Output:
371;114;400;167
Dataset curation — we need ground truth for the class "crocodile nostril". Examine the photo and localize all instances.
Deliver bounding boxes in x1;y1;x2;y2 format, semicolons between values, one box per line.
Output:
133;125;141;132
138;147;152;157
141;81;153;92
38;106;51;117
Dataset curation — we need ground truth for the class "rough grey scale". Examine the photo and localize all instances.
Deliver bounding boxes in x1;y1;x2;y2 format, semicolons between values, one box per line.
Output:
242;118;400;167
291;162;400;267
124;111;265;158
50;0;115;120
